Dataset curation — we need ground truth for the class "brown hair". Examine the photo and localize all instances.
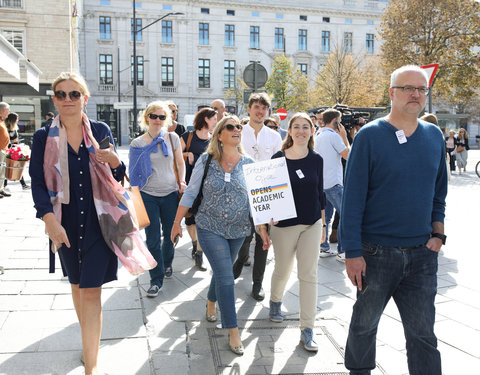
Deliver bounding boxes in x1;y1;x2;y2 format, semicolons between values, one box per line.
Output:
322;108;341;126
281;112;314;151
420;113;438;126
4;112;19;131
248;92;271;108
193;107;217;130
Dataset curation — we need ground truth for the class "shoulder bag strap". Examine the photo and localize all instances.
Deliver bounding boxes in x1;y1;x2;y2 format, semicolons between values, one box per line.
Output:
198;154;213;196
169;133;181;190
186;131;194;152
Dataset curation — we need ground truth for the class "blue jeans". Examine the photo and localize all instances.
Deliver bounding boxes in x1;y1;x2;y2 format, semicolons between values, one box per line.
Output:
345;242;441;375
141;191;178;288
321;184;343;252
197;227;245;329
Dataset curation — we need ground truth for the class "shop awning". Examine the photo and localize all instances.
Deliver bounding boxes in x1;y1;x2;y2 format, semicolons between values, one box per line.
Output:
0;34;42;92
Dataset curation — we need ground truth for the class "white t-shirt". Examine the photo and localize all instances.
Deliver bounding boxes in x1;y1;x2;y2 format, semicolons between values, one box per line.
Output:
314;127;346;189
241;122;282;161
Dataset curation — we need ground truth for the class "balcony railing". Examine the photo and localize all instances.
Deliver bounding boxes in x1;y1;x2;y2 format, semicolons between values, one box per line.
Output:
161;87;176;93
0;0;23;8
98;84;116;92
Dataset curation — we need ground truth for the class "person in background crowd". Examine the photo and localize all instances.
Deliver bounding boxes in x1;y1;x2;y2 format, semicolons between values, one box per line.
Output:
4;112;29;189
233;92;282;301
29;72;130;375
315;111;324;136
445;130;457;173
211;99;226;122
181;107;218;271
455;128;469;174
314;108;350;262
342;65;446;375
258;113;326;352
129;101;186;297
0;102;11;198
42;111;55;127
420;113;450;180
270;114;287;140
171;115;254;355
165;101;186;137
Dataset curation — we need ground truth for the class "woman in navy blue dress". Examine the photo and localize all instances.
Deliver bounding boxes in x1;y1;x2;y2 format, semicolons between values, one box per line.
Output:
30;72;125;375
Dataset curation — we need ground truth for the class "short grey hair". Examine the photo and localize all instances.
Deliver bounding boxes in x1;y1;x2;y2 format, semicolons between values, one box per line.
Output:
0;102;10;111
390;65;429;87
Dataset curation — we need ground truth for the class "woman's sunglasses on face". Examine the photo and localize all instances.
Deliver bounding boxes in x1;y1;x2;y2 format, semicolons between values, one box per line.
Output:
148;113;167;120
267;125;279;130
54;90;82;101
224;123;243;131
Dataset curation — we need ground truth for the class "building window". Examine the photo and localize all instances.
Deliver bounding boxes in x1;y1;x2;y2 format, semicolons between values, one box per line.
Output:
276;14;283;19
366;33;375;54
226;9;235;16
322;17;330;23
250;26;259;49
201;7;209;14
99;16;111;40
131;55;144;86
322;31;330;52
252;12;259;17
198;59;210;88
298;63;307;76
225;24;235;46
0;0;23;8
224;60;235;89
161;57;174;86
99;54;113;84
131;18;142;41
344;32;352;53
199;23;209;45
300;15;307;21
1;29;24;54
367;20;374;25
345;19;352;24
162;20;172;43
96;105;116;136
162;4;172;10
298;29;307;50
275;28;284;50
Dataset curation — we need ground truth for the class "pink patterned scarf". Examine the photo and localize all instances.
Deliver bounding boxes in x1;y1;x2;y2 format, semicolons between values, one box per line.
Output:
44;113;157;275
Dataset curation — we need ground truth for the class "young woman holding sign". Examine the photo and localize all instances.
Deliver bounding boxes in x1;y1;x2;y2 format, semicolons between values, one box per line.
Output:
257;112;326;353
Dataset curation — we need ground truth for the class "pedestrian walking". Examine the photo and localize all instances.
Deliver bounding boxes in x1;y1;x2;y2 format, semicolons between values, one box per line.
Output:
455;128;469;174
4;112;30;189
171;115;254;355
341;65;447;375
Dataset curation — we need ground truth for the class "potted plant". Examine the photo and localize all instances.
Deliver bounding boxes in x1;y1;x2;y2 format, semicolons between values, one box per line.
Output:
5;145;30;181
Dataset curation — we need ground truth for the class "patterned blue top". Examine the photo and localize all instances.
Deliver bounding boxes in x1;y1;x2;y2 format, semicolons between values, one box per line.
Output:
180;153;254;239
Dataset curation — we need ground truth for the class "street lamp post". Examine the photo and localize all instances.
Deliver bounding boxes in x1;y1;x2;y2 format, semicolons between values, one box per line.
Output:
132;2;183;136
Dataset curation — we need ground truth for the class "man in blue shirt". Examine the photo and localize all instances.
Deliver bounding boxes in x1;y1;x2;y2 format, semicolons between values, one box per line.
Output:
341;65;447;375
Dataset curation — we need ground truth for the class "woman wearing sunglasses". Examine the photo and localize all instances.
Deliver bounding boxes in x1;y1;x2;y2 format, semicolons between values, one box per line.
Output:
171;116;253;355
257;112;326;353
29;72;147;375
129;101;186;298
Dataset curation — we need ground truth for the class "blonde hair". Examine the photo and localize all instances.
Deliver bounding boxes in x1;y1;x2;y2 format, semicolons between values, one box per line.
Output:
139;101;172;131
206;115;244;162
281;112;315;151
458;127;468;139
52;72;90;97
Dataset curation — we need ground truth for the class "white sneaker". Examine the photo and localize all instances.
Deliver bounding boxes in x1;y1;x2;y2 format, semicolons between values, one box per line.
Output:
319;248;336;258
336;253;346;263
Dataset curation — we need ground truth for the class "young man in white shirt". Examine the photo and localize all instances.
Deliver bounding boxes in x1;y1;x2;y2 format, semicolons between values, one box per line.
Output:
233;93;282;301
314;108;350;262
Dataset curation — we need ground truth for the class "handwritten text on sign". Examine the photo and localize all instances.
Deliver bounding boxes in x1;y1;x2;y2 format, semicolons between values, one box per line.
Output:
242;157;297;225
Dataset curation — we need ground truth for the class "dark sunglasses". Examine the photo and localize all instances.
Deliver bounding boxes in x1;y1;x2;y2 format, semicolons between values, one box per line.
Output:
54;90;82;101
267;125;279;130
148;113;167;120
224;124;243;131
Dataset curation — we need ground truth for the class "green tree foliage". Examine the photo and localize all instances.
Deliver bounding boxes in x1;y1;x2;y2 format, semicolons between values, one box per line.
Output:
265;55;310;111
379;0;480;108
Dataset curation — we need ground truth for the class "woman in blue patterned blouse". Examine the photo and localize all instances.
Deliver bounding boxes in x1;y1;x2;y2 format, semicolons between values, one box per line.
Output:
171;116;253;355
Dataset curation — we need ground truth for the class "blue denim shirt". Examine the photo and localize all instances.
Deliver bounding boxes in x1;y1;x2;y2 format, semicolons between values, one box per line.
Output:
180;153;254;239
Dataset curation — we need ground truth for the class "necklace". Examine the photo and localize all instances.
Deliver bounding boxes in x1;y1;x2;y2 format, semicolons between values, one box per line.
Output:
223;156;239;172
147;131;159;140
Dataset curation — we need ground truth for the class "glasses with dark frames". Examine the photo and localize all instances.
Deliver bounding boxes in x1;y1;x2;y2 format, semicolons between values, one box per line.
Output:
224;124;243;131
391;86;429;95
148;113;167;120
54;90;82;101
267;125;279;130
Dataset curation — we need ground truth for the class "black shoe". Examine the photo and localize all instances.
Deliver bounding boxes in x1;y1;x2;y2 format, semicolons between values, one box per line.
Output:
251;284;265;301
194;251;207;271
233;261;243;280
0;190;11;197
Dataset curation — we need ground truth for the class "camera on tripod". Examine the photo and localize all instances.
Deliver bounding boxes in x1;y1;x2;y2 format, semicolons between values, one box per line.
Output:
333;104;370;131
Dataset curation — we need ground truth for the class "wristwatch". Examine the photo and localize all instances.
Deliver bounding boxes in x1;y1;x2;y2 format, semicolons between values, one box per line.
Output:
431;233;447;245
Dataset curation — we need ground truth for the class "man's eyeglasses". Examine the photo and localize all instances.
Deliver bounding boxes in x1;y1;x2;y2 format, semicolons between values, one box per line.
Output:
391;86;429;95
224;124;243;131
148;113;167;120
54;90;82;101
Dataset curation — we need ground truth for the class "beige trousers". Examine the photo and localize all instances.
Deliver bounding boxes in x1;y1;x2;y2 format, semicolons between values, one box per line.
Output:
270;219;322;329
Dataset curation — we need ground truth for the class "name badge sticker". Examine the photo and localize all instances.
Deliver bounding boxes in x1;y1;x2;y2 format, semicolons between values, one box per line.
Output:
395;130;407;144
296;169;305;179
224;172;231;182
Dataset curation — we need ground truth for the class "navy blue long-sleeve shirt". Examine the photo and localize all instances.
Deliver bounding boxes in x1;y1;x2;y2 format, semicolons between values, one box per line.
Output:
272;150;325;227
340;119;448;258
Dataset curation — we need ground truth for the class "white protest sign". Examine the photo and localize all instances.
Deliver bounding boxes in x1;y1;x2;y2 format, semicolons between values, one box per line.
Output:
242;157;297;225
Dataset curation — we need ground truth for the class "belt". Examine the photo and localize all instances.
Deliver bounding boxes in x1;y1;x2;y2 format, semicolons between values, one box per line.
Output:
397;244;424;251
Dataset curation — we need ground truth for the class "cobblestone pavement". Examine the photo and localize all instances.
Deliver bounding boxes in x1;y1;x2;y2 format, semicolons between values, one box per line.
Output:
0;148;478;375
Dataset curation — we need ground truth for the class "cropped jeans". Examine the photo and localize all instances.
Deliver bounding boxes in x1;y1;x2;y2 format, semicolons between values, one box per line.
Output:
197;227;245;329
321;184;343;252
142;191;178;288
345;242;441;375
